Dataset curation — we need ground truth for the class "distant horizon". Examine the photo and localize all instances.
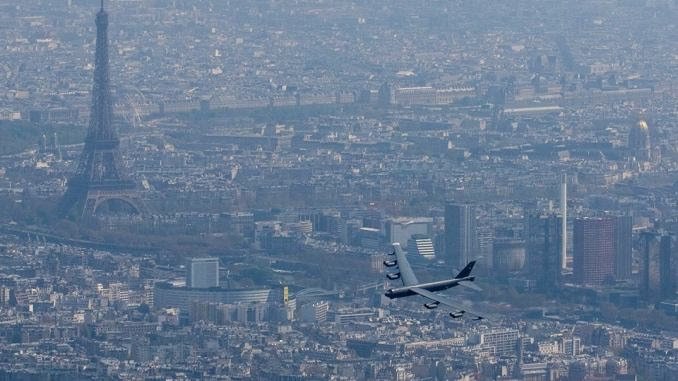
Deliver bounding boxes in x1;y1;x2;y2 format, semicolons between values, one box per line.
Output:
0;1;675;379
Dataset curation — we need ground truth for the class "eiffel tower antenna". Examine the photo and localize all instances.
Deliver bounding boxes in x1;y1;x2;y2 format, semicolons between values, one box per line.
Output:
59;2;145;220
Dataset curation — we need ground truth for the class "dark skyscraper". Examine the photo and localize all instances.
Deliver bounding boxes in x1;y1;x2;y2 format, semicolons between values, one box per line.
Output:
526;213;562;292
444;202;477;268
641;231;674;299
377;82;391;107
60;1;143;219
573;217;615;286
613;215;633;280
659;235;674;299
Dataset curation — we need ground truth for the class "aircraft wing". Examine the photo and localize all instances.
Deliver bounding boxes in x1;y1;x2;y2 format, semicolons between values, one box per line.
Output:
392;243;419;286
410;286;485;321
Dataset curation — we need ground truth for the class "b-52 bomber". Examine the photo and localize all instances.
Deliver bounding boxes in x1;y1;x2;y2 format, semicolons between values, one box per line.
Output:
384;243;485;320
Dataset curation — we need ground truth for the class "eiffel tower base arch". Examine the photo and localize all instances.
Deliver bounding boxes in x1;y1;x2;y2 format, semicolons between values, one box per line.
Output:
83;190;145;218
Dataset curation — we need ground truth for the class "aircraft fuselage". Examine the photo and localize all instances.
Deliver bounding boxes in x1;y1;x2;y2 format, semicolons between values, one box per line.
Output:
384;276;474;299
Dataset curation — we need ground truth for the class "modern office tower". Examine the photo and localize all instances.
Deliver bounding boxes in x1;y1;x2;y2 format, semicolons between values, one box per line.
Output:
59;1;144;219
477;226;495;268
254;221;280;250
640;232;674;299
385;217;433;247
407;234;435;259
660;235;674;299
355;227;382;250
613;215;633;280
445;202;477;268
628;119;651;161
525;213;562;291
573;217;615;285
222;212;255;239
492;239;526;275
0;287;13;306
54;132;62;161
659;235;670;295
561;336;582;356
378;82;391;107
187;257;220;289
560;175;567;270
475;328;520;357
300;301;329;323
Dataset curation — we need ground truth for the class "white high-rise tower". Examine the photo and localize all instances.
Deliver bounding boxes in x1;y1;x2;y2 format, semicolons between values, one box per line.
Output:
560;174;567;269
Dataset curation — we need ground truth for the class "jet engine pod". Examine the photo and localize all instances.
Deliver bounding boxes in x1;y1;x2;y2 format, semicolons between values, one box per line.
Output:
383;260;397;267
386;272;401;280
424;301;440;309
449;310;466;318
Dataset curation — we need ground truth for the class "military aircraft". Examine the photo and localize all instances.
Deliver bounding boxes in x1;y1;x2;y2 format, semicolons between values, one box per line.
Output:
384;243;485;320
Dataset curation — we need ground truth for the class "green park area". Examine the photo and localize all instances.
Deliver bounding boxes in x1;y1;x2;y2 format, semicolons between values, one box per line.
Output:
0;121;85;155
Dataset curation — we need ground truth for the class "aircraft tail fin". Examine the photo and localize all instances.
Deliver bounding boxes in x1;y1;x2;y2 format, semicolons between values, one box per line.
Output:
455;260;476;279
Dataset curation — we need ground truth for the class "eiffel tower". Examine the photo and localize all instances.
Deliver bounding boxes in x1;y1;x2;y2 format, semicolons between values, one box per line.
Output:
60;1;144;220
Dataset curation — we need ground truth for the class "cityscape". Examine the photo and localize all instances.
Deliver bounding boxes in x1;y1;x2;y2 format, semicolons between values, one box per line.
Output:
0;0;677;380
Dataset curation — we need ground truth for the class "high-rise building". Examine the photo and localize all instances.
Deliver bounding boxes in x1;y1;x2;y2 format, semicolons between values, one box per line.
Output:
378;82;391;106
613;215;633;280
444;202;477;268
492;239;526;275
407;234;435;259
477;226;495;269
525;213;562;292
300;301;329;323
561;336;582;356
0;286;13;306
187;257;220;289
640;232;674;299
660;235;674;299
475;328;520;357
385;217;433;247
628;119;651;161
573;217;615;285
560;175;568;270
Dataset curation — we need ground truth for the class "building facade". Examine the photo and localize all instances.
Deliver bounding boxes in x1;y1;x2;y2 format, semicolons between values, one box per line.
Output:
573;217;615;286
407;234;436;259
628;119;651;162
525;213;563;292
445;202;477;268
640;231;674;299
154;283;273;312
187;257;219;289
386;217;433;247
614;215;633;280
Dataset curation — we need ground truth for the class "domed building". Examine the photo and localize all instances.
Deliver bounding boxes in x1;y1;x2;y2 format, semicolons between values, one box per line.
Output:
628;119;651;161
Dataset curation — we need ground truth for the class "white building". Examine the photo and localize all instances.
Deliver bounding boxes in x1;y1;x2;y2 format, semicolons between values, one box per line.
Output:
407;234;436;259
474;328;520;357
301;301;329;323
187;257;219;288
386;217;433;247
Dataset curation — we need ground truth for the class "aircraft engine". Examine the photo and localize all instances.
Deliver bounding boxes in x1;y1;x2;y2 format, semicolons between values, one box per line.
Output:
449;310;466;318
424;302;440;309
386;272;401;280
383;260;397;267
